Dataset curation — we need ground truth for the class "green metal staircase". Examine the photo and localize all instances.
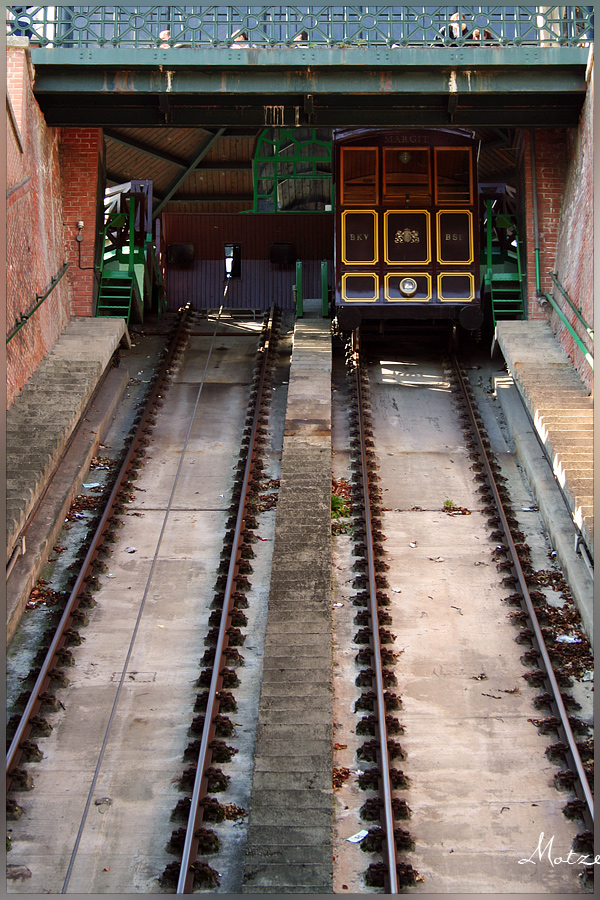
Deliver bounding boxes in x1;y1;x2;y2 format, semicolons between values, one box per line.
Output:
96;270;136;324
483;200;525;325
96;183;166;326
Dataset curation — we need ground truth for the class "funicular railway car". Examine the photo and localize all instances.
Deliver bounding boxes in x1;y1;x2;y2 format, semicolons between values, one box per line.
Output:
333;128;484;335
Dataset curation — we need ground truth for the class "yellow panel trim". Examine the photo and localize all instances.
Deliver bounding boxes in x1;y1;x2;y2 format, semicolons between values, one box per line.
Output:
341;209;378;266
384;272;432;302
437;272;475;302
341;272;379;303
436;210;474;264
384;210;431;265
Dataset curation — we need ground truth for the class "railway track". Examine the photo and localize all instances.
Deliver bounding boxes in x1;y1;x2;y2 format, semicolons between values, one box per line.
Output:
7;307;192;810
6;312;593;894
6;307;287;893
165;306;281;893
331;335;593;893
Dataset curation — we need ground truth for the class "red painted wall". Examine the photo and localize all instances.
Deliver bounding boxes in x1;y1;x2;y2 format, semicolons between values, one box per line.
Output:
6;42;70;408
162;212;334;310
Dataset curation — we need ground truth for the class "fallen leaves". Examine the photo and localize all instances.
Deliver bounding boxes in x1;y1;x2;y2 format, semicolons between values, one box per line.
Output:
444;506;471;516
91;456;114;469
333;767;352;789
221;803;248;821
26;584;64;609
65;494;101;521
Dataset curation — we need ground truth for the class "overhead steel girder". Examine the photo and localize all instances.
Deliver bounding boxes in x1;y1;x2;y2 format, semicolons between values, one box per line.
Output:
30;46;588;128
152;128;225;216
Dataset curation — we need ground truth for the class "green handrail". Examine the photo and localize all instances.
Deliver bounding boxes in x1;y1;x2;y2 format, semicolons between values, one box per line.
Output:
127;197;135;277
321;260;329;317
550;272;593;341
9;6;593;49
295;260;303;318
485;199;493;283
544;291;593;371
147;237;167;318
6;262;69;344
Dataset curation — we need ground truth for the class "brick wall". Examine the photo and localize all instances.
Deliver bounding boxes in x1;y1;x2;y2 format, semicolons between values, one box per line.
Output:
6;42;70;408
59;128;105;317
518;54;593;391
6;42;106;407
553;53;594;391
518;128;569;320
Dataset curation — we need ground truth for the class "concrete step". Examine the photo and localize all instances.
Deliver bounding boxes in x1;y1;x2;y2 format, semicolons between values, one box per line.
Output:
242;305;333;895
6;317;128;560
7;365;129;645
495;319;594;554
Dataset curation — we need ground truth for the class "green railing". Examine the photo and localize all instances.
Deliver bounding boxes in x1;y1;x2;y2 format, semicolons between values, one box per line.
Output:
6;263;69;345
294;260;303;318
147;235;167;319
321;260;329;318
545;273;593;372
253;128;332;214
549;272;594;343
7;6;594;49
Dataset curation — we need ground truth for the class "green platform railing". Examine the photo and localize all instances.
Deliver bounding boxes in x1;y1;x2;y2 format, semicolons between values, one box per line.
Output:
294;260;303;318
544;274;593;372
6;6;593;49
321;260;329;318
6;263;69;345
549;272;594;343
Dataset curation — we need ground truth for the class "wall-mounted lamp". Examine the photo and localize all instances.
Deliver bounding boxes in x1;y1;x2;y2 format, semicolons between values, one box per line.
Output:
399;151;412;165
75;220;94;270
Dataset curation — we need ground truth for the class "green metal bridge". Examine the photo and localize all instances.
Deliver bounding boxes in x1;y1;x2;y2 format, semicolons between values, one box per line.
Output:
8;6;593;128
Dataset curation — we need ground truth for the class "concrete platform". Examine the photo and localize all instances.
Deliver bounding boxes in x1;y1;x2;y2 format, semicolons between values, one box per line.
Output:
6;317;130;642
242;300;333;894
6;317;129;565
494;320;593;553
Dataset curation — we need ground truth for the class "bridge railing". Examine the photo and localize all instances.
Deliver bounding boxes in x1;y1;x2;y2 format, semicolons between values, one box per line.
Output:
6;6;594;50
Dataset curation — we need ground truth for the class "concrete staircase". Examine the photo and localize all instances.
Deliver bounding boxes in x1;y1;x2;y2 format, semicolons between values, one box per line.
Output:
6;317;129;562
495;320;593;551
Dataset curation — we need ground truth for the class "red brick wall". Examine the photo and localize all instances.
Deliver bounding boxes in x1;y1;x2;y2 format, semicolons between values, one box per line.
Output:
59;128;105;317
6;43;70;408
553;55;594;391
519;128;568;320
518;58;593;391
6;43;107;407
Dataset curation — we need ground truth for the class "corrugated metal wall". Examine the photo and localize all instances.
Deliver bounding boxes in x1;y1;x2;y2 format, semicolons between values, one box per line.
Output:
162;213;333;310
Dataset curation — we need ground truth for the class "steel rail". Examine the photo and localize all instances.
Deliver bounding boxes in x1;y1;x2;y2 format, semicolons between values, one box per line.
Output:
61;305;225;893
6;308;191;787
177;305;276;894
451;354;593;829
353;352;399;894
